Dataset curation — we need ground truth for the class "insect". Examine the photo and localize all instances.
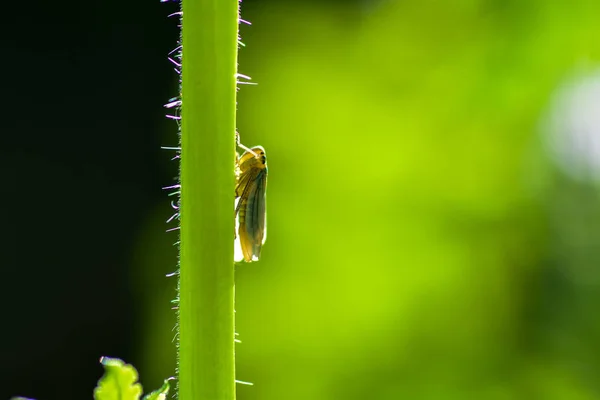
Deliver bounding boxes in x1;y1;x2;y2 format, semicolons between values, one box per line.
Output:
234;144;268;262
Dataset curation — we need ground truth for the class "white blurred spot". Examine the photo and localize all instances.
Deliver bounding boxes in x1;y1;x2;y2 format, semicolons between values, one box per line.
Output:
544;70;600;182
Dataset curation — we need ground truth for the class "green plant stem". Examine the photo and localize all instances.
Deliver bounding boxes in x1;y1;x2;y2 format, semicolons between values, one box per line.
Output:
179;0;238;399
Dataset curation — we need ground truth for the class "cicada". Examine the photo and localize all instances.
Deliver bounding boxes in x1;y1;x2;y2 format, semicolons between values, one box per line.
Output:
234;145;268;262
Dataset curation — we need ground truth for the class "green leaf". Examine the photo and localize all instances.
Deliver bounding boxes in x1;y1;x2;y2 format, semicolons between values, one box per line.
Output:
94;357;143;400
142;378;173;400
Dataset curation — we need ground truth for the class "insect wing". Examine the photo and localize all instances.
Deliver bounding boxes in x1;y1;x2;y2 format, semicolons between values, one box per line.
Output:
234;213;244;262
234;167;257;262
235;167;267;262
244;168;267;256
235;166;254;199
234;145;267;262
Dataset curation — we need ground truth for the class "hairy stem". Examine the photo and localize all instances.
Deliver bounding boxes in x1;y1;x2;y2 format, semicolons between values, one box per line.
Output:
178;0;238;399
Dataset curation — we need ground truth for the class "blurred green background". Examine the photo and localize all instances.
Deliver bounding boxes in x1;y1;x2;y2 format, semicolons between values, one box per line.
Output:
139;0;600;399
4;0;600;399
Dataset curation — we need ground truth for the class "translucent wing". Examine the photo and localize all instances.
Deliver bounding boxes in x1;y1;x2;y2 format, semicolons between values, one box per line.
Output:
234;145;267;262
235;166;254;199
236;168;267;262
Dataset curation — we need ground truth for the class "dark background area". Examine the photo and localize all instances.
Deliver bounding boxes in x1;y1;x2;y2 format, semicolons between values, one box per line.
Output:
1;0;181;397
